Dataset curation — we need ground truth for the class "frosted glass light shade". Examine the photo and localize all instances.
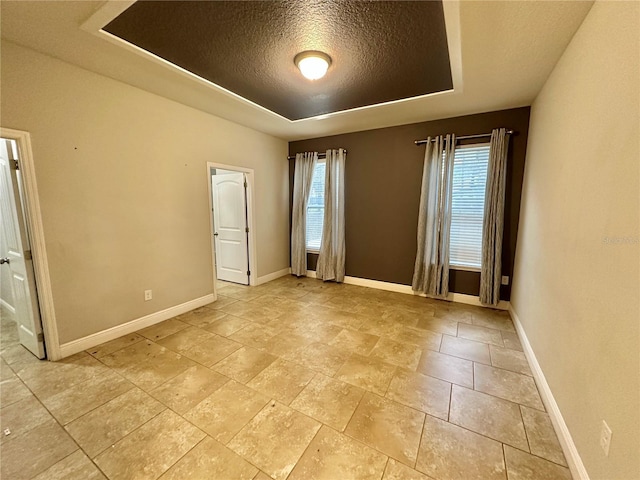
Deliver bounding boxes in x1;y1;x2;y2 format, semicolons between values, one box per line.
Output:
295;51;331;80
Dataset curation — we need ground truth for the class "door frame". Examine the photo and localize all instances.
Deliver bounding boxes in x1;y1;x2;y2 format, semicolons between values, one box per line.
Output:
206;162;258;288
1;127;61;361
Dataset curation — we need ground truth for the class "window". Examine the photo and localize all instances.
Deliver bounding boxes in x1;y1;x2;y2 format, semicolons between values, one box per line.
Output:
306;161;325;251
449;143;490;270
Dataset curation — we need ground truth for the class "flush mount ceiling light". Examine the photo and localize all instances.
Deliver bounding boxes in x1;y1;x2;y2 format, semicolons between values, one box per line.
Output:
294;51;331;80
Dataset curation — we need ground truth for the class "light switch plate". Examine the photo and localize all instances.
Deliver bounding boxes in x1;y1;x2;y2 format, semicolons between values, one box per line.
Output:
501;275;509;285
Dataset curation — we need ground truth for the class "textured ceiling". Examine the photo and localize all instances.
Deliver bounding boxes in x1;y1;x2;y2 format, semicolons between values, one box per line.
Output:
104;1;452;120
0;1;594;139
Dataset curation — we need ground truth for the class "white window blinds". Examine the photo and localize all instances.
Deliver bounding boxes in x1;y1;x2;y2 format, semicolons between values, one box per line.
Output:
449;144;490;269
306;161;325;251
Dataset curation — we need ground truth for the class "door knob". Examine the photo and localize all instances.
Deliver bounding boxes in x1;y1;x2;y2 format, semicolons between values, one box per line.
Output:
0;258;9;265
214;233;219;236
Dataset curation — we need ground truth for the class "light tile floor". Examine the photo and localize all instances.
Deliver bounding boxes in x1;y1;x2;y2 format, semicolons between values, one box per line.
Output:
0;276;571;479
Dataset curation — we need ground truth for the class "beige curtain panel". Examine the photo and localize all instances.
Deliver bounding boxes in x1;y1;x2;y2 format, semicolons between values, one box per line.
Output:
317;148;346;282
480;128;510;305
290;152;318;276
412;135;456;298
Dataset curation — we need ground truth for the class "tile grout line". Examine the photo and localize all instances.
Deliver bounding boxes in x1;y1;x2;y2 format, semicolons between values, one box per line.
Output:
8;371;113;479
471;365;545;412
518;404;533;454
93;342;194;398
27;449;92;480
456;383;537;411
155;373;233;416
154;434;209;479
413;412;428;470
287;372;319;411
235;397;327;479
281;423;324;480
342;390;426;469
51;377;139;428
473;361;476;390
90;407;169;461
381;366;397;397
379;456;390;480
502;443;509;477
85;334;145;361
505;441;572;469
432;409;566;466
219;395;273;448
340;382;368;434
447;382;453;422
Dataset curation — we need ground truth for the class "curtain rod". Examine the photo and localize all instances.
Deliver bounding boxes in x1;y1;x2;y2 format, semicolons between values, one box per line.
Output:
287;149;347;161
414;129;515;146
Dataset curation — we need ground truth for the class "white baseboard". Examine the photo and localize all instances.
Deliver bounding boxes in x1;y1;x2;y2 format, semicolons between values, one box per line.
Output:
59;294;215;358
448;292;510;310
256;268;291;286
509;305;589;480
305;270;510;310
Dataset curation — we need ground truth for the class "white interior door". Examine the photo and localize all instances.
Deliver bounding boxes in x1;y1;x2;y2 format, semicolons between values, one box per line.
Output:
0;139;45;358
212;172;249;285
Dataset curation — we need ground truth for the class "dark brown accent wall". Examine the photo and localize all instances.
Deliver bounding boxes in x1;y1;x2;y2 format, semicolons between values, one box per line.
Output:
289;107;530;301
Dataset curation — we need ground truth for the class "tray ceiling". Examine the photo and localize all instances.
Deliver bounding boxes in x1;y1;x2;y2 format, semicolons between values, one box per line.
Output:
0;1;594;139
104;1;453;121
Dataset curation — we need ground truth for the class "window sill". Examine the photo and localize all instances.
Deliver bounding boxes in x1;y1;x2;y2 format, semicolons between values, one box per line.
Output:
450;265;481;273
306;249;320;255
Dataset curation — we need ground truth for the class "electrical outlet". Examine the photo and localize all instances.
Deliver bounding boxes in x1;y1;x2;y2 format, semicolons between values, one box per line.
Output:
144;290;152;301
501;275;510;285
600;420;612;456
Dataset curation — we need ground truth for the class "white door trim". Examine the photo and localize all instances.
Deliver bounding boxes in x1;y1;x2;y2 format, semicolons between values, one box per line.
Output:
0;127;61;361
206;162;258;288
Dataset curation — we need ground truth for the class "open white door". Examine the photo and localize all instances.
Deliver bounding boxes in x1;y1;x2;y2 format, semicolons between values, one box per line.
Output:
0;140;45;358
212;172;249;285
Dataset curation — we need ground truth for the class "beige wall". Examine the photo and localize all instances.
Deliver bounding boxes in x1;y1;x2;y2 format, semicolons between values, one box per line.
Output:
511;2;639;479
0;41;289;345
